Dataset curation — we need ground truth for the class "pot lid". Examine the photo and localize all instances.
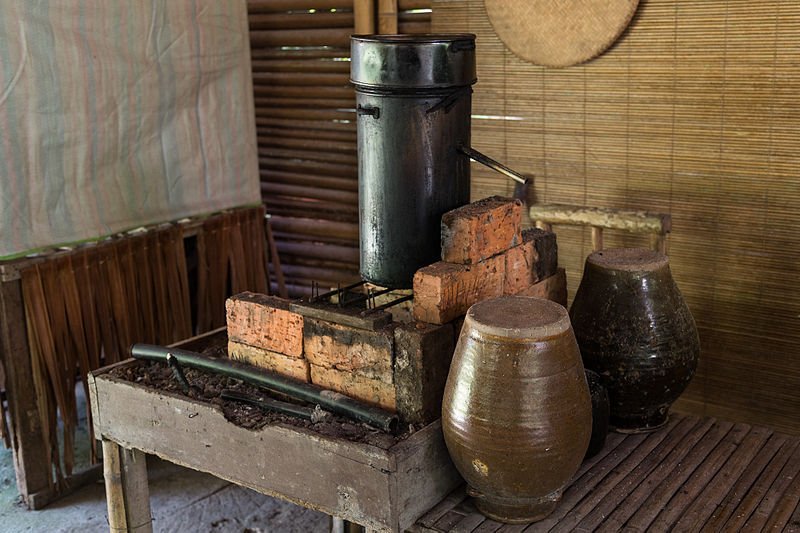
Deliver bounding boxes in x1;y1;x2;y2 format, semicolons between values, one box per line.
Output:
351;34;477;89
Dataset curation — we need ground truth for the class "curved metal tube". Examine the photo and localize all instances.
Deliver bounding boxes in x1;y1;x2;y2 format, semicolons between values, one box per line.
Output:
130;344;399;433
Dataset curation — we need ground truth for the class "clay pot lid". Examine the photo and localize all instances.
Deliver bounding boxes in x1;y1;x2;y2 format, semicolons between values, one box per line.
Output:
466;296;570;339
588;248;669;272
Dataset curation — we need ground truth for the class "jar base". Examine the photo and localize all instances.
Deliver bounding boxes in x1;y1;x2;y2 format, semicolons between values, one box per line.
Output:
471;489;561;524
612;410;669;434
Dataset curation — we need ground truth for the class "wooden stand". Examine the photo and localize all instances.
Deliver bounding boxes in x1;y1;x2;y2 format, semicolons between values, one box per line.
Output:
89;359;461;533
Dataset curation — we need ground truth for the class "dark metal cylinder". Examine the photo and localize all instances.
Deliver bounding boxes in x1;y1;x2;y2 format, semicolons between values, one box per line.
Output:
351;34;476;289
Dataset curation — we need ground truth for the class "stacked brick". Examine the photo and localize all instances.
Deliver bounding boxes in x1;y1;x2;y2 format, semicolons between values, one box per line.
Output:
225;293;454;425
223;196;564;427
225;292;310;382
413;196;565;325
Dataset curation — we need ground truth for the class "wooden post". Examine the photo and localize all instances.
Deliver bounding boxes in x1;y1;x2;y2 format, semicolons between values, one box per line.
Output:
0;278;51;506
102;440;153;533
651;233;668;255
591;226;604;251
378;0;398;34
353;0;375;34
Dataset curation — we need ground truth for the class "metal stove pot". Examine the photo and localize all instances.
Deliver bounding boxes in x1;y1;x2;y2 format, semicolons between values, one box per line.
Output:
351;34;527;289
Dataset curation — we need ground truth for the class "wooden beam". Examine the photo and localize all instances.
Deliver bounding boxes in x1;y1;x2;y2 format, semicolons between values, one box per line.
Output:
0;278;51;506
529;204;671;235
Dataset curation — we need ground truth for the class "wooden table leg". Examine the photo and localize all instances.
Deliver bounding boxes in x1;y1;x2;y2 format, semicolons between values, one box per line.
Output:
102;440;153;533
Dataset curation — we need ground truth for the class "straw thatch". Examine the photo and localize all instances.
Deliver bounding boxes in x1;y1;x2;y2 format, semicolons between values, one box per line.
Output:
18;206;268;486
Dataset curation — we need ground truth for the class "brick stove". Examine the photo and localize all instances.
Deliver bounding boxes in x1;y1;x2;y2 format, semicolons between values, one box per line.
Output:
225;196;566;427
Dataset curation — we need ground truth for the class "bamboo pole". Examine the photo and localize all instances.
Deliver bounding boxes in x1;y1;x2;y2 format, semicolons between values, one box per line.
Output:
398;0;430;9
250;27;352;47
259;146;358;166
251;71;350;86
248;0;348;12
529;204;671;235
253;85;354;99
250;60;351;74
269;216;357;239
248;12;354;30
354;0;376;34
259;170;357;191
102;441;152;533
378;0;398;33
261;182;358;204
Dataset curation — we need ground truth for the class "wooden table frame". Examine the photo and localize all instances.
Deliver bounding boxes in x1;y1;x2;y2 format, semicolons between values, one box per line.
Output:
89;355;461;533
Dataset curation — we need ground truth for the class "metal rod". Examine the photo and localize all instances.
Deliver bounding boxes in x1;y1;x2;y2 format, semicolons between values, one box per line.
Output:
166;353;192;394
130;344;399;433
310;279;366;303
361;293;414;315
458;144;530;185
341;286;395;308
220;389;315;421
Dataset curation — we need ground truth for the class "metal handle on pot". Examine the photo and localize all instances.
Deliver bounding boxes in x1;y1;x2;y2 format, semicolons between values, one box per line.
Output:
458;144;530;185
357;104;380;119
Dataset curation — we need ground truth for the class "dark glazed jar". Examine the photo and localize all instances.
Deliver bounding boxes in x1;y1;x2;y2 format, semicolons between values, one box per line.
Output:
569;248;700;433
442;296;591;524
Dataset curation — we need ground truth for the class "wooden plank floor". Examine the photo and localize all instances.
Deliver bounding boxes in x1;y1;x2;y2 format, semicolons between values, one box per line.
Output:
411;414;800;532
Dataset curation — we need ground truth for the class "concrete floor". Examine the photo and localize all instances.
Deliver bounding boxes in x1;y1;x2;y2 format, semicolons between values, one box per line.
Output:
1;445;329;532
0;393;328;533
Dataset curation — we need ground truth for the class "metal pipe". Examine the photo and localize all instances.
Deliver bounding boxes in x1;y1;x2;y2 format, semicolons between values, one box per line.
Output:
458;145;530;185
166;353;192;394
220;389;317;421
130;344;399;433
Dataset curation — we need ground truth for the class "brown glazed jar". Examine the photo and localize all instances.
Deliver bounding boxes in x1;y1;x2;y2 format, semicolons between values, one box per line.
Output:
442;296;591;524
569;248;700;432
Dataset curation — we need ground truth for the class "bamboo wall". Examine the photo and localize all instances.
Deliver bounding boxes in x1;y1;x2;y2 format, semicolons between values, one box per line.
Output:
433;0;800;433
248;0;431;296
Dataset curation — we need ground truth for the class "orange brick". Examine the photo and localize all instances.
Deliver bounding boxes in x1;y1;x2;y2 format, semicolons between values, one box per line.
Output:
412;255;504;325
441;196;523;264
503;232;540;295
516;268;568;307
303;319;394;384
228;341;310;382
310;364;396;411
226;292;303;357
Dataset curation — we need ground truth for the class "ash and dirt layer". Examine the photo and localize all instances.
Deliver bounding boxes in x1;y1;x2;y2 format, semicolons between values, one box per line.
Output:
110;347;409;449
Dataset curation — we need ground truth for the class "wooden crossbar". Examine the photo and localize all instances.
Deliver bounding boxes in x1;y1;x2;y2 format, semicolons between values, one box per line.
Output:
529;203;672;254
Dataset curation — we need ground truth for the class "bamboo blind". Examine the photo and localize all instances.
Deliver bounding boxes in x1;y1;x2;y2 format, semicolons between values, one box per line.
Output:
17;207;267;486
433;0;800;434
249;0;431;296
